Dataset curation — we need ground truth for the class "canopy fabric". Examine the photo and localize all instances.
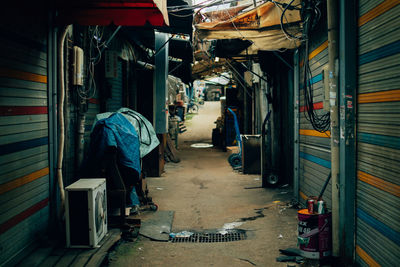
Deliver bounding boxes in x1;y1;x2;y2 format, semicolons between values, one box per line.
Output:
196;0;301;31
199;27;301;55
56;0;169;26
200;4;252;23
195;0;302;54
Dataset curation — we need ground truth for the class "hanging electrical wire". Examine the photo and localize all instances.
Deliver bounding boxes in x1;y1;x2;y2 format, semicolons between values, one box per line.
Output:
271;0;303;41
301;0;330;133
302;38;330;133
76;26;106;101
168;0;238;13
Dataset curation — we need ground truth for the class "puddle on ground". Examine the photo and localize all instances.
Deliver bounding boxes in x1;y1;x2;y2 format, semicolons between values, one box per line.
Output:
238;208;266;222
219;207;268;234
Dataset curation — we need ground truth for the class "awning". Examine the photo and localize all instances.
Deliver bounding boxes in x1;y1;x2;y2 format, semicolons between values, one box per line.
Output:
199;3;252;23
195;0;302;54
56;0;169;26
192;58;228;80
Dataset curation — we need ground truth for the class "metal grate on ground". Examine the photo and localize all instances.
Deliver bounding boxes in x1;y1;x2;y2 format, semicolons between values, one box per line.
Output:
169;231;246;243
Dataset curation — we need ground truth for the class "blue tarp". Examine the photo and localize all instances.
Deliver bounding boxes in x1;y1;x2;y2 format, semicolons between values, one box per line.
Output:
90;113;141;175
92;108;160;158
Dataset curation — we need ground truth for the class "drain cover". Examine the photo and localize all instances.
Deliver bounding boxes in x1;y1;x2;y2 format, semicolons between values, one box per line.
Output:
169;231;246;243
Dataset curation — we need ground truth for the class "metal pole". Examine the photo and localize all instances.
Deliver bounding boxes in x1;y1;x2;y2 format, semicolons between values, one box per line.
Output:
154;31;169;134
327;0;340;257
293;50;300;202
47;12;58;232
339;0;357;263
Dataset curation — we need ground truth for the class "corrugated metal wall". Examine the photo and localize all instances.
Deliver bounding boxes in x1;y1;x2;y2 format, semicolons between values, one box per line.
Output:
355;0;400;265
298;27;332;208
84;88;101;151
106;59;124;112
0;23;50;265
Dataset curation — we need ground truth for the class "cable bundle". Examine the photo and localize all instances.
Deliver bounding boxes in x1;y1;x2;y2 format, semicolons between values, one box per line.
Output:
302;39;330;133
300;0;330;133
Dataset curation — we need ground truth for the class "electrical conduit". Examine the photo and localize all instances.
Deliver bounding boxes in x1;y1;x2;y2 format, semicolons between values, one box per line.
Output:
57;25;71;218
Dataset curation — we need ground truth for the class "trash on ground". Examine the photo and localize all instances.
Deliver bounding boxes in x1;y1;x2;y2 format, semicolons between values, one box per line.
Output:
278;202;294;214
223;222;244;230
278;234;283;239
156;187;164;190
254;178;260;181
218;230;229;235
169;231;194;238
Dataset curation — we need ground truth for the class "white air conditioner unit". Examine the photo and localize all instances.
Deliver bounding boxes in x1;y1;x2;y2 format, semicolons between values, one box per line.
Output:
65;178;107;248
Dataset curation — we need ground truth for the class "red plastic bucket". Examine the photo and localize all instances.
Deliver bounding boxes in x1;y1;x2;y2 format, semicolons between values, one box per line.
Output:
298;209;332;259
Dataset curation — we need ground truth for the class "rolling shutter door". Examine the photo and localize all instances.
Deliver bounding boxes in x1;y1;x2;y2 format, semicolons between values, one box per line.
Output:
106;59;123;112
298;29;332;208
355;0;400;266
84;90;101;150
0;24;50;265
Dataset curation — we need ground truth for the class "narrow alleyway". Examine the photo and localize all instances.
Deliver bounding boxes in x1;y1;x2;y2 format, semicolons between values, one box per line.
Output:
108;102;298;266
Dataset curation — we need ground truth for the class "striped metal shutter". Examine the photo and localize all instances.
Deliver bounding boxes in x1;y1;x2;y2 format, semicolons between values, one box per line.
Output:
299;32;332;208
106;60;123;112
0;24;50;265
355;0;400;265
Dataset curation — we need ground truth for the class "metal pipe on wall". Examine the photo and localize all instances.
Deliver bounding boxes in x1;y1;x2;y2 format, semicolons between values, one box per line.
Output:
57;25;71;218
64;33;73;185
327;0;340;257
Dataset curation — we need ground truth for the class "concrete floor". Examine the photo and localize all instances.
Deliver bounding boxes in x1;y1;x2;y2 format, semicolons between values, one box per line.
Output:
108;102;299;266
